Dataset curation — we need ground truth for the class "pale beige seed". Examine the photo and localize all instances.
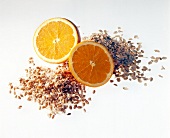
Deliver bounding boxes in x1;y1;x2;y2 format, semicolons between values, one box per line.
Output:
134;35;139;39
162;57;167;60
123;87;128;90
99;29;103;32
161;66;165;70
154;50;160;52
39;106;41;110
48;113;52;118
114;31;118;34
153;59;158;63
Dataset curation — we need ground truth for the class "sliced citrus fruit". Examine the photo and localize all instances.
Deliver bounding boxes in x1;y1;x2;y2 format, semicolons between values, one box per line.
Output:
69;41;114;87
33;17;80;63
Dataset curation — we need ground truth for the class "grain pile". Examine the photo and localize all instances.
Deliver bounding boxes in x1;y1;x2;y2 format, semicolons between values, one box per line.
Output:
83;28;167;87
9;27;167;118
9;58;91;119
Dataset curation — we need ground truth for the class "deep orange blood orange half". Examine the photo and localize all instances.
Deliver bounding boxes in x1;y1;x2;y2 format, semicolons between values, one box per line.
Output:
69;41;114;87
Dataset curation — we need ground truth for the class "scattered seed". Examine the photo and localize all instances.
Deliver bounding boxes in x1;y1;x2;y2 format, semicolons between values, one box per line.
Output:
84;29;162;87
84;99;89;104
67;113;71;115
110;80;114;83
114;84;118;86
18;105;22;109
77;106;82;109
88;97;91;101
150;77;153;82
161;66;165;70
154;50;160;52
162;57;167;60
10;27;167;119
158;75;163;78
123;87;128;90
9;58;92;119
134;35;139;39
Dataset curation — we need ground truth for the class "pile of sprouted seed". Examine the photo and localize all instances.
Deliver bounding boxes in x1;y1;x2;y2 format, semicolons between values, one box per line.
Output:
83;28;167;88
9;27;167;119
9;58;93;119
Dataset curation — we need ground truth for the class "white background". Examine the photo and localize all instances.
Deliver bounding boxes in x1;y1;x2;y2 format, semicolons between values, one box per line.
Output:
0;0;170;138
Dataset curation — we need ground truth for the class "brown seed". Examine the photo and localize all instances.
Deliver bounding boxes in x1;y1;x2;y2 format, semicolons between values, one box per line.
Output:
136;60;141;63
82;102;86;106
51;115;55;119
117;78;121;82
114;84;118;86
69;105;72;110
93;90;96;94
148;61;152;65
48;113;52;118
158;75;163;78
77;106;82;109
10;27;167;119
88;97;92;101
150;77;153;81
27;97;32;101
84;99;89;104
110;80;114;83
74;105;77;109
154;50;160;52
18;105;22;109
83;109;86;112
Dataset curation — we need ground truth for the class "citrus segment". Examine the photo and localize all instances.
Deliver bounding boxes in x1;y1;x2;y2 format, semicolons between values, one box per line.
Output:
33;18;80;63
69;41;114;87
